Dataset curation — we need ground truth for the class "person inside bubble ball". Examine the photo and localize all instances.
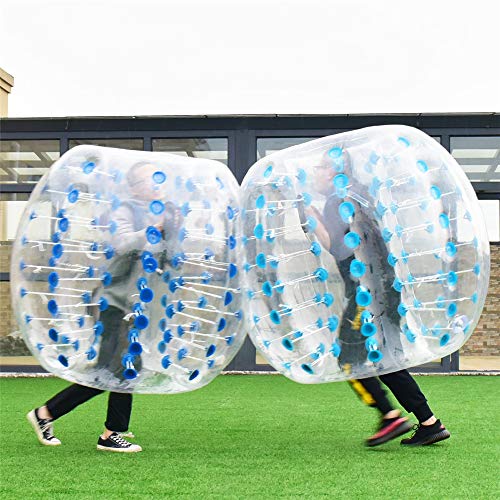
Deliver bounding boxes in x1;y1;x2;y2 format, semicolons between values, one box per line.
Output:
308;149;450;447
27;161;181;453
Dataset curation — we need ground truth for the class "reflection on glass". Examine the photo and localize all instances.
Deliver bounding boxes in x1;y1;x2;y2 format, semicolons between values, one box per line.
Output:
69;138;144;150
152;138;228;166
478;200;500;242
0;193;31;358
257;138;315;160
451;136;500;183
0;140;60;184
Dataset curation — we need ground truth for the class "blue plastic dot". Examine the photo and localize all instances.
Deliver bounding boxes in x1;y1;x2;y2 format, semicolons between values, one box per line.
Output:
439;213;450;229
146;226;162;244
445;241;457;258
397;136;410;147
430;185;442;200
282;338;294;351
356;290;372;307
447;271;458;287
47;300;58;316
397;303;408;317
270;310;281;325
344;231;360;249
301;192;312;207
301;363;314;374
322;316;336;333
256;253;267;268
152;171;166;184
416;160;429;172
473;263;480;276
296;168;307;185
440;334;450;347
323;293;334;307
333;174;349;189
382;228;393;242
67;189;79;203
314;267;329;282
361;322;377;337
262;281;273;297
350;259;366;278
339;201;355;222
330;342;341;358
307;216;317;231
161;355;172;369
263;165;273;178
58;217;69;232
328;147;343;159
392;278;403;292
255;194;266;209
150;200;165;215
58;355;69;367
447;303;457;317
48;328;58;341
387;253;398;267
134;314;149;330
82;161;96;174
254;224;264;240
217;318;226;332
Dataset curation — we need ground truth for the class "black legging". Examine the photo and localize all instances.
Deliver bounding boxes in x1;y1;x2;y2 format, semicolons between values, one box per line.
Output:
45;305;134;432
349;370;433;423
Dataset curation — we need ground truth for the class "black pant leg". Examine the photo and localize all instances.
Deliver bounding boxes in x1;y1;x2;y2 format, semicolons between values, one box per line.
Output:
379;370;433;422
46;384;104;420
348;377;394;415
104;393;133;432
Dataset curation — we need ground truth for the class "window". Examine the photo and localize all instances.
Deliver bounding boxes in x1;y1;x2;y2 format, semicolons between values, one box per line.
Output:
451;136;500;183
0;139;60;184
69;138;144;150
152;138;228;166
257;137;316;161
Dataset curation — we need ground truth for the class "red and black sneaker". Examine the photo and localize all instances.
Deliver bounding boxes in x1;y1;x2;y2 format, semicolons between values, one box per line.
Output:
400;419;450;446
366;415;412;447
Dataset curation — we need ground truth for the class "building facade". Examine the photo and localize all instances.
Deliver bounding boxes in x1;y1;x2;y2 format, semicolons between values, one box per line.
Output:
1;114;499;372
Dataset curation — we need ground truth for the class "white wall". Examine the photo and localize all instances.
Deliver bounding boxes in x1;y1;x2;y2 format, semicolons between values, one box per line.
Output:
1;0;499;117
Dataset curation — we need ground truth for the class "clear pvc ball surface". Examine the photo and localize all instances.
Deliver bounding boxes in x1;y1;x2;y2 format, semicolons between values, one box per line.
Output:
10;146;244;393
241;125;489;383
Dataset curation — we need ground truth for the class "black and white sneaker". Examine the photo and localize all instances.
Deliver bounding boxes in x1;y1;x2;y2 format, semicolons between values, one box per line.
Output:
97;432;142;453
401;419;451;446
27;408;61;446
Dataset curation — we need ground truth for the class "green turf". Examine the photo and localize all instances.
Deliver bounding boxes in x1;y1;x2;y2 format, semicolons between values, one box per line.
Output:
1;376;499;499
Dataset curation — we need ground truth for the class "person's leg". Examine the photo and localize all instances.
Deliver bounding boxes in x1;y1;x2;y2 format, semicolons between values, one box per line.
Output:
103;392;133;435
27;384;104;446
44;384;104;420
379;370;451;446
351;377;412;446
378;370;433;423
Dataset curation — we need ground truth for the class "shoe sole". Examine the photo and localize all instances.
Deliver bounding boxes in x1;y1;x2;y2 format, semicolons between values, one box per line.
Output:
366;420;413;447
401;429;451;446
26;410;61;446
96;445;142;453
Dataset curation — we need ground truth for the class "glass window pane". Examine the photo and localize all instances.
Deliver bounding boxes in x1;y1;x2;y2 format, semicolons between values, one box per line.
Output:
69;138;144;150
451;136;500;183
152;138;228;166
257;137;315;160
0;193;30;273
0;193;31;358
0;139;60;184
0;280;31;359
479;200;500;242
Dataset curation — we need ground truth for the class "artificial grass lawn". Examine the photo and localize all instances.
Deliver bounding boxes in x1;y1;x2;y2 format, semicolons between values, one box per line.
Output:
1;376;499;499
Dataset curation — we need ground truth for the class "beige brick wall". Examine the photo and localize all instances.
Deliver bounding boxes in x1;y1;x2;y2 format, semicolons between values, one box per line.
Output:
461;244;500;356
